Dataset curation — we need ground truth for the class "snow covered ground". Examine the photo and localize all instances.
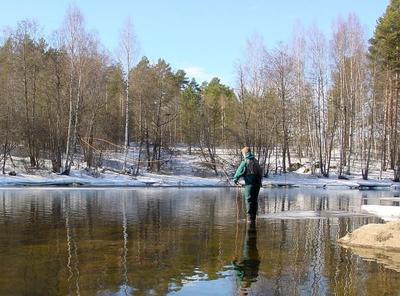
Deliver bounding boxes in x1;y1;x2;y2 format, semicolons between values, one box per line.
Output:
0;171;227;187
1;168;399;188
0;147;399;189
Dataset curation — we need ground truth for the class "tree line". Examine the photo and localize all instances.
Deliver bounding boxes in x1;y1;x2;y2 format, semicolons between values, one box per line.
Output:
222;0;399;180
0;1;399;180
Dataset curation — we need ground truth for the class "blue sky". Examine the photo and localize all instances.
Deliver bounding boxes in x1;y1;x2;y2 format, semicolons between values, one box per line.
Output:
0;1;389;86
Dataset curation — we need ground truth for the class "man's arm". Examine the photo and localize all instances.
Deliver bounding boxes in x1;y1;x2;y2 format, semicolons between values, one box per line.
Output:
233;161;246;183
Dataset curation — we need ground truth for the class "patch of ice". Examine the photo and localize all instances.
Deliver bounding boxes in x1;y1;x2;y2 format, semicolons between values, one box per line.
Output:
321;211;372;218
259;210;372;220
361;205;400;222
358;181;392;186
258;211;323;220
392;184;400;191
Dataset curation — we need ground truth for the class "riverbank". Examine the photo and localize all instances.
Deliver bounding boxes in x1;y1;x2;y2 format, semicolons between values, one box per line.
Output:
0;169;398;188
0;170;398;188
1;147;399;188
0;171;226;187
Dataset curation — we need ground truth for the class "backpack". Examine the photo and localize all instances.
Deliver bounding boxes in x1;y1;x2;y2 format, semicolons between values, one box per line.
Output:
245;158;263;183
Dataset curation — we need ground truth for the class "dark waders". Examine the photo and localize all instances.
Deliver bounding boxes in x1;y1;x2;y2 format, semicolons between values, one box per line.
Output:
244;184;261;220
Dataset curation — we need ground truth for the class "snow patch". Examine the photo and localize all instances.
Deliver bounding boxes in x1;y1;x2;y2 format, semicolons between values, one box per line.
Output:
361;205;400;222
258;210;371;220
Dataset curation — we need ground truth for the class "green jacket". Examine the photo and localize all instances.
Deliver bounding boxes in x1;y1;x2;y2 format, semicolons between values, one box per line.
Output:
233;153;262;185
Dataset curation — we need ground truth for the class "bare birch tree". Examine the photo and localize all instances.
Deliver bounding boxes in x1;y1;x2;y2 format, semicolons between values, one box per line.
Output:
61;5;89;174
118;18;138;173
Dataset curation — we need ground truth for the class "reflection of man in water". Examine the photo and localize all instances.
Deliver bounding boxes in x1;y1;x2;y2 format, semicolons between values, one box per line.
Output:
233;223;260;295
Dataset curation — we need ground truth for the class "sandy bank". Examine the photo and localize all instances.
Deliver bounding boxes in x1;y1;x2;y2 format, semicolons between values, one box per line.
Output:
339;221;400;272
338;221;400;250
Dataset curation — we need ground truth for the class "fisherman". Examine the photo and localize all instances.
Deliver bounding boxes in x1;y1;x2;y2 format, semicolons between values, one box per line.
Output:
233;147;263;222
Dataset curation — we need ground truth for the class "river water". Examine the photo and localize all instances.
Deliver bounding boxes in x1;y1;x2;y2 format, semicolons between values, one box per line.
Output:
0;188;399;295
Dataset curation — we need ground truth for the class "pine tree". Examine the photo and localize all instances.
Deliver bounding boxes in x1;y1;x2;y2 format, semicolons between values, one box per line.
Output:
369;0;400;180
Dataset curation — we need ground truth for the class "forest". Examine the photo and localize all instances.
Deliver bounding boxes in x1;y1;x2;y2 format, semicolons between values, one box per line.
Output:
0;1;399;181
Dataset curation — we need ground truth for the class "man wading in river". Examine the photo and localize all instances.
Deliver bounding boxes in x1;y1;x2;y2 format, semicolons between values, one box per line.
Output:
233;147;263;223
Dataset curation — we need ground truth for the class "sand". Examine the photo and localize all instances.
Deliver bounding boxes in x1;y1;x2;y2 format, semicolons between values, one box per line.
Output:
338;221;400;250
338;221;400;271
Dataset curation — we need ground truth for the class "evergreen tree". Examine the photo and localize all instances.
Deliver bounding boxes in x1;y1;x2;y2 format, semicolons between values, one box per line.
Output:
369;0;400;180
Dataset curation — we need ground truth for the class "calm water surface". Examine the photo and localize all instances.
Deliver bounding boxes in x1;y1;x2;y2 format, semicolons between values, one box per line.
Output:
0;188;399;296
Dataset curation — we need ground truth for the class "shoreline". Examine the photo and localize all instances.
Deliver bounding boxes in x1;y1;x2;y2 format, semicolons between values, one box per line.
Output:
0;172;398;189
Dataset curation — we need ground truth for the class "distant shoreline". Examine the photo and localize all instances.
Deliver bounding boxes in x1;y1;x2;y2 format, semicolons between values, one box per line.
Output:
0;173;398;190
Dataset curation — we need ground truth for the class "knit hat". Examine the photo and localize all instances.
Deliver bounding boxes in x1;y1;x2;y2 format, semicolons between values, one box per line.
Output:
241;146;251;154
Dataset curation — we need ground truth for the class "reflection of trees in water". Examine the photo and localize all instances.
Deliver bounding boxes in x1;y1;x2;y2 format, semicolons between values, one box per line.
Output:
246;191;396;295
260;190;366;215
110;189;238;294
64;195;81;296
121;194;129;295
0;189;400;295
